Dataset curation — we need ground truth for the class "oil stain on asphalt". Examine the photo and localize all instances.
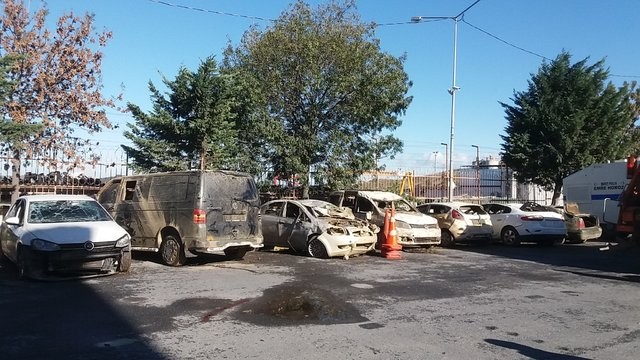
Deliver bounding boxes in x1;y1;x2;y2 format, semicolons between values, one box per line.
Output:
232;282;369;326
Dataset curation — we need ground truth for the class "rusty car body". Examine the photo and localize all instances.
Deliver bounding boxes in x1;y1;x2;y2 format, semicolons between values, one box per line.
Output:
260;199;378;259
553;203;602;243
97;170;263;266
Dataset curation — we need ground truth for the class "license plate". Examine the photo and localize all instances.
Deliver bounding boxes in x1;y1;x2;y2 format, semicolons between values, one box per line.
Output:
224;214;247;221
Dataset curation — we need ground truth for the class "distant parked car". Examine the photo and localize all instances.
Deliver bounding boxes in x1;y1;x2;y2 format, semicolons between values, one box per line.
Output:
0;195;131;280
260;199;378;259
482;202;567;246
417;202;493;247
550;203;602;243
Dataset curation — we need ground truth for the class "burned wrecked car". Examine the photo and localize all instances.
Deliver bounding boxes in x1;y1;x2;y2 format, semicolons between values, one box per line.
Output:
552;203;602;243
260;199;378;259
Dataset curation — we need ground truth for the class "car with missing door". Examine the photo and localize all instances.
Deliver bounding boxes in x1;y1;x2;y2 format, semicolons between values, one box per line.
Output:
417;202;493;247
0;194;131;279
97;170;263;266
260;199;378;259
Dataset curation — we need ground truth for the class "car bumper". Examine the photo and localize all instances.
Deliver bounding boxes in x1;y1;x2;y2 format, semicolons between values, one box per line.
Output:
397;227;442;246
185;236;264;255
567;227;603;242
29;247;128;276
454;225;493;241
318;233;376;258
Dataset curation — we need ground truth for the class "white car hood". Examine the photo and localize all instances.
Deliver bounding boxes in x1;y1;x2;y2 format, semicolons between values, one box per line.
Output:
25;221;128;244
394;212;437;225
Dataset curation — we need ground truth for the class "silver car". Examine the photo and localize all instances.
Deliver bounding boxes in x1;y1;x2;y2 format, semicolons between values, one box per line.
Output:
0;195;132;279
260;199;378;259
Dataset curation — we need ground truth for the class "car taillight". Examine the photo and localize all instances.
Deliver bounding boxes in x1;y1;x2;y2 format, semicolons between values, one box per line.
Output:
193;209;206;224
521;215;544;221
451;209;464;220
577;218;585;229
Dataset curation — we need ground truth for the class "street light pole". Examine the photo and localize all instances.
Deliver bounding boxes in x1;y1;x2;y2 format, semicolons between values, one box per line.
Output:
440;142;448;200
472;144;479;202
412;0;482;202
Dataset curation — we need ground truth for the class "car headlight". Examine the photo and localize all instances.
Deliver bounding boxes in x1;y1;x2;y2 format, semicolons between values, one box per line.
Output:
115;234;131;248
31;238;61;251
395;220;411;229
327;227;346;235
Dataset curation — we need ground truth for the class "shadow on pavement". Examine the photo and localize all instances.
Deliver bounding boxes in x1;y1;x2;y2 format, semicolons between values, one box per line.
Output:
0;262;168;360
485;339;591;360
451;240;640;276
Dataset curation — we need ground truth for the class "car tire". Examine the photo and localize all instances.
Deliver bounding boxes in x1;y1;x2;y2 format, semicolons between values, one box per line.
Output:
160;234;186;266
501;227;520;246
224;247;248;260
440;230;455;247
118;248;132;272
16;246;31;280
307;237;328;259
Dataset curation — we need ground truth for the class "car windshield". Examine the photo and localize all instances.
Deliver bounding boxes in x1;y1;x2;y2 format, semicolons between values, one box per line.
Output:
304;202;354;219
28;200;112;223
375;199;415;212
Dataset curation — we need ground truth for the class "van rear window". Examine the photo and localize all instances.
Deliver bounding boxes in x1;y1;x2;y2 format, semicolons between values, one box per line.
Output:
205;174;258;202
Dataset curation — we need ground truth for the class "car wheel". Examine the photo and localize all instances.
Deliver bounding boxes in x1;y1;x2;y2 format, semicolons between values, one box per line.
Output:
16;246;31;280
118;248;132;272
501;227;520;246
160;234;186;266
224;247;248;260
440;230;455;247
307;237;328;259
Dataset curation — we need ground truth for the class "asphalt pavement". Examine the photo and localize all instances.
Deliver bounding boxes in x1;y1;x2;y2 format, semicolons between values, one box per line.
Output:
1;240;639;360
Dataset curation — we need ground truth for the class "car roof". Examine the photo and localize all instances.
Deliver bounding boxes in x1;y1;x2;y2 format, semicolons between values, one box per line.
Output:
425;202;482;208
18;194;95;202
357;191;403;201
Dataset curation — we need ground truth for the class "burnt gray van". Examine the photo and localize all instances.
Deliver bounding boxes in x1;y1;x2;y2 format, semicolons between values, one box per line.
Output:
97;170;263;266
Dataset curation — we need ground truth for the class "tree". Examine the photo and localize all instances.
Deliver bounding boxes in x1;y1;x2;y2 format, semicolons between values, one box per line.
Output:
500;51;640;205
224;0;411;198
123;56;263;173
0;0;117;201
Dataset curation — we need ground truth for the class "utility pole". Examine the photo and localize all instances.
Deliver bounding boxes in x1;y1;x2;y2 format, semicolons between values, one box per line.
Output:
412;0;482;202
441;142;448;201
472;145;480;202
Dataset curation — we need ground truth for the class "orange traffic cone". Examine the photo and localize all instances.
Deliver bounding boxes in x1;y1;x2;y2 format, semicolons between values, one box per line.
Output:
381;206;402;260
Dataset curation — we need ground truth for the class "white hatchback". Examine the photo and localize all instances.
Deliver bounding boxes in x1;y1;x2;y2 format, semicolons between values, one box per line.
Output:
0;195;132;279
482;202;567;246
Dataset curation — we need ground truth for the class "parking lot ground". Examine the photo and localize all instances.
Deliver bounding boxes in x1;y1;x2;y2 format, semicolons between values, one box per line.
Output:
1;240;639;359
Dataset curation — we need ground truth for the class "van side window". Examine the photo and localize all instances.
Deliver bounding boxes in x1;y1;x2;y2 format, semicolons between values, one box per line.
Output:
149;175;189;202
99;180;121;205
328;194;342;206
124;180;137;201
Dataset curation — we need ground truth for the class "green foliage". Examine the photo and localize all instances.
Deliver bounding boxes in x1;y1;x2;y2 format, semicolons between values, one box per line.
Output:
224;0;411;196
500;51;640;202
124;57;264;173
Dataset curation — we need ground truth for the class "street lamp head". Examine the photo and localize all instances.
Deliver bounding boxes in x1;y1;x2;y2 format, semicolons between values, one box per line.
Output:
411;16;423;22
440;142;448;146
471;145;478;149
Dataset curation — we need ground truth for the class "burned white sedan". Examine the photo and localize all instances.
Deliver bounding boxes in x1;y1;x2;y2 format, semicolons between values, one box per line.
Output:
260;199;378;259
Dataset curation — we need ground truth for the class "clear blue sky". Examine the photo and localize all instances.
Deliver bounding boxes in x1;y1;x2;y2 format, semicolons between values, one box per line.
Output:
33;0;640;174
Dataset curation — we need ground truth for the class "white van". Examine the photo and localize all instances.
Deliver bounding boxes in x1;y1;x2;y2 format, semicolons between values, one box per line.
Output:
328;190;441;247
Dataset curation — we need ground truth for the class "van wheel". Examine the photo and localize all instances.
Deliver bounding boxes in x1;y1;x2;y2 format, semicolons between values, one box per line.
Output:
307;237;328;259
160;234;186;266
440;230;455;247
224;247;248;260
118;248;132;272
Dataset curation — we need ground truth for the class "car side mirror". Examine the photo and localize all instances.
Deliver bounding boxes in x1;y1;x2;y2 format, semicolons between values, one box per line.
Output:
5;216;20;225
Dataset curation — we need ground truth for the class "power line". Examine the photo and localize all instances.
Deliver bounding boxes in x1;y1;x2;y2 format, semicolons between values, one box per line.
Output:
146;0;274;22
462;18;640;79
